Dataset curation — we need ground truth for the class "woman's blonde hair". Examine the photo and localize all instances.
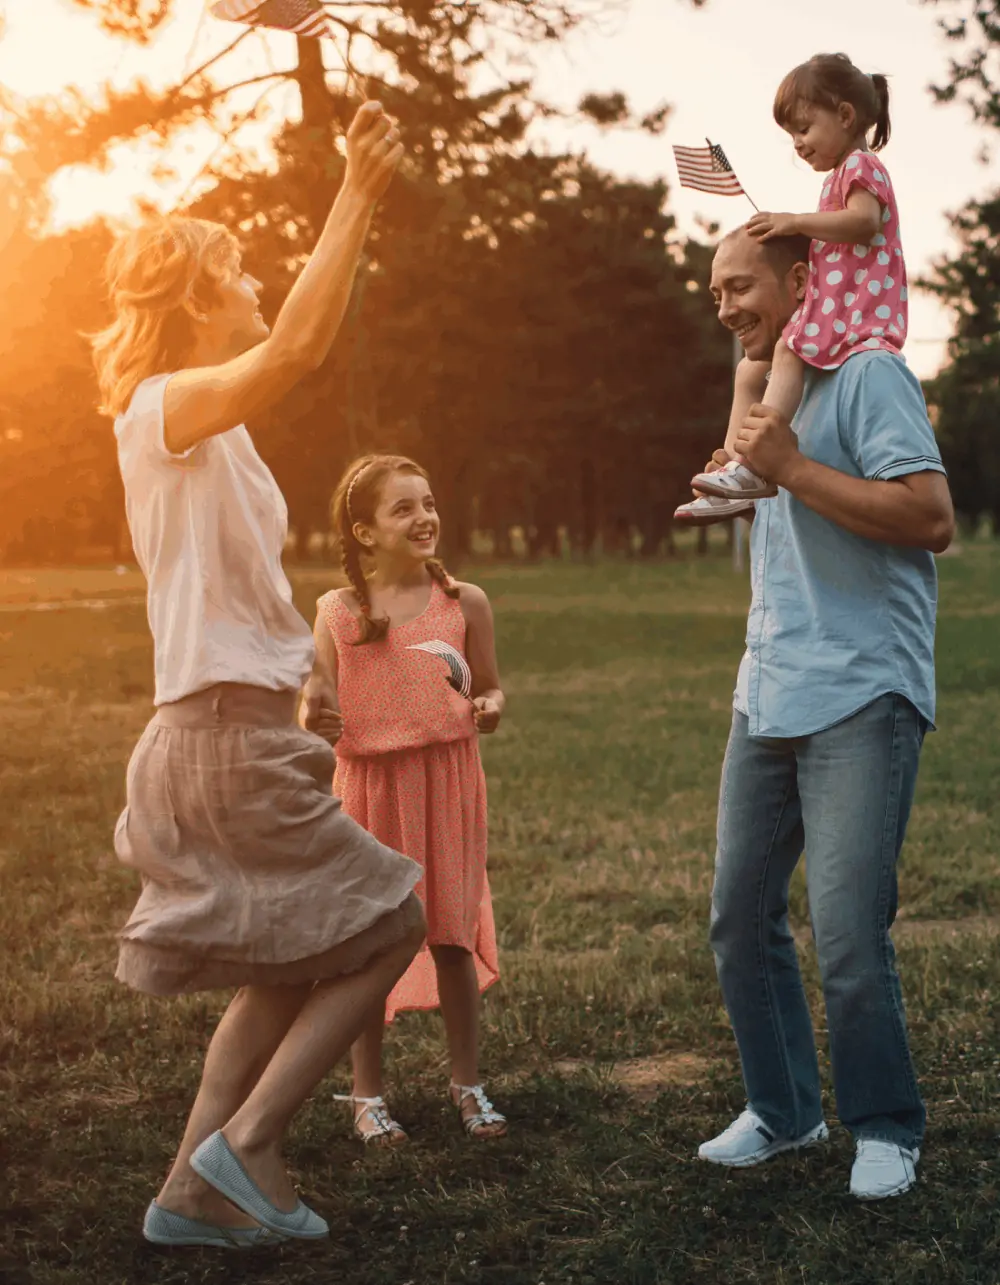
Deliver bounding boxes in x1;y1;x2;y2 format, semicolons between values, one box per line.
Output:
90;217;241;417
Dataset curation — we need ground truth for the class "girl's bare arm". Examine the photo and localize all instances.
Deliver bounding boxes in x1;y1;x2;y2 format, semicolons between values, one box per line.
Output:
459;583;504;732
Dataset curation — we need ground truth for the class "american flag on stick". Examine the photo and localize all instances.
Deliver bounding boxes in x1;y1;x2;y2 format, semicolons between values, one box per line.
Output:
210;0;334;39
671;140;757;210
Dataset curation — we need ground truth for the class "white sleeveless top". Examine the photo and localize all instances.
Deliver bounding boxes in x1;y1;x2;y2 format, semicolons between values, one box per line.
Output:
115;374;314;706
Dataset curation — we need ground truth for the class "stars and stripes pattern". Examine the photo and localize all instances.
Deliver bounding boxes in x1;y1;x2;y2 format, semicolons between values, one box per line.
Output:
671;141;745;197
406;640;473;700
210;0;333;39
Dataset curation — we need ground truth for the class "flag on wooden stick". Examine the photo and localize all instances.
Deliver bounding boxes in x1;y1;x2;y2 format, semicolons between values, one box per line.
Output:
210;0;333;39
671;140;756;208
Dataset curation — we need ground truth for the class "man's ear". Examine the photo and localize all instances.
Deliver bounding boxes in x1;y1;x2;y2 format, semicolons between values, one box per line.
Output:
790;261;810;301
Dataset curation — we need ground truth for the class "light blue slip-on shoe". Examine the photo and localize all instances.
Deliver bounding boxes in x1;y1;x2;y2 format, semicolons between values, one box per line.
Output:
142;1200;282;1249
190;1131;329;1240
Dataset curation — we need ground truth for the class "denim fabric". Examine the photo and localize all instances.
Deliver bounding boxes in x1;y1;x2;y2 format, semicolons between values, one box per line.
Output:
710;694;927;1149
734;350;945;738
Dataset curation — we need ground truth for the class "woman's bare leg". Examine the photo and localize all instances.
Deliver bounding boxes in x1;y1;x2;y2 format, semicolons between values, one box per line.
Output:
219;909;425;1209
156;982;312;1225
761;339;806;424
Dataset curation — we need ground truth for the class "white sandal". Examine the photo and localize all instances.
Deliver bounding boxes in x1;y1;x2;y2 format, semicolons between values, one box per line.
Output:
333;1093;408;1147
450;1083;508;1140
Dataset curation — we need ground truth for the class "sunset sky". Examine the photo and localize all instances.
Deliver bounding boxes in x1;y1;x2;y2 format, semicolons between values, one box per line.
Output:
0;0;990;378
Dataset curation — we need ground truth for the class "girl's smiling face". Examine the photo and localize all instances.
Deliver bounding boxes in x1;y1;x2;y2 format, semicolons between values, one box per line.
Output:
784;100;860;173
358;470;440;563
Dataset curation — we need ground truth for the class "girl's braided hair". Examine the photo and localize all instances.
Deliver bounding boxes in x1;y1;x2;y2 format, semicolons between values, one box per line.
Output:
331;454;459;645
774;53;891;153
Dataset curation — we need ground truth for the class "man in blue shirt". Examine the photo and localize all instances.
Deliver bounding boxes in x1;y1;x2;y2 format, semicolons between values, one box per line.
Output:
696;228;954;1201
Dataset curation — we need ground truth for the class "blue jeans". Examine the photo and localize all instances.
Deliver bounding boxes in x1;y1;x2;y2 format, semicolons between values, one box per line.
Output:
710;694;927;1149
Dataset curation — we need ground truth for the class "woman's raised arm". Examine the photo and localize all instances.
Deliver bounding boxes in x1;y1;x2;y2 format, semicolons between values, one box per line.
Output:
163;102;402;455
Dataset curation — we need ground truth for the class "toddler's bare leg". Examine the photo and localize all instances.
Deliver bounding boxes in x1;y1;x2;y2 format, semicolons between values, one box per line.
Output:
761;339;806;424
722;357;772;461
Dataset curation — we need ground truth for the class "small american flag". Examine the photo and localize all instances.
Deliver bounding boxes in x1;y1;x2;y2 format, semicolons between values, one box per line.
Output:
406;640;473;701
672;141;747;199
210;0;333;39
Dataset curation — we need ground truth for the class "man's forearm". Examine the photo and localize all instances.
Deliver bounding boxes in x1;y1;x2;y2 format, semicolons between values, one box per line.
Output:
779;455;949;551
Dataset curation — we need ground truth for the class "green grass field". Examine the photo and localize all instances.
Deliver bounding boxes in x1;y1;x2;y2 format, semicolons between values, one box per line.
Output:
1;552;998;1285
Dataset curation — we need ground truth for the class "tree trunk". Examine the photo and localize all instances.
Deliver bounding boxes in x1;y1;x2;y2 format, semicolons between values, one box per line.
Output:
488;514;512;557
294;35;338;236
580;457;598;557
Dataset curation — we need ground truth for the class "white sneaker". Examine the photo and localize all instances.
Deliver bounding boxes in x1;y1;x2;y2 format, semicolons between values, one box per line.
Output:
691;459;777;500
674;493;755;526
849;1140;920;1200
698;1109;829;1168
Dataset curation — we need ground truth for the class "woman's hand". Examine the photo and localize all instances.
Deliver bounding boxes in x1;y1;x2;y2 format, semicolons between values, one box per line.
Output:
344;101;404;204
473;696;503;734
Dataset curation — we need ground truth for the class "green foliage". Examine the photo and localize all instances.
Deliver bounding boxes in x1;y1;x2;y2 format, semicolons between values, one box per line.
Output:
1;0;728;564
922;1;1000;527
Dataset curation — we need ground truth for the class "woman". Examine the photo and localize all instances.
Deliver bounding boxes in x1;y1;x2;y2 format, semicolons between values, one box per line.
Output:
91;102;426;1249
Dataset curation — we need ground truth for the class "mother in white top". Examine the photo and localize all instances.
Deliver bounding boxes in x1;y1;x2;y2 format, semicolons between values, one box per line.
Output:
91;103;426;1250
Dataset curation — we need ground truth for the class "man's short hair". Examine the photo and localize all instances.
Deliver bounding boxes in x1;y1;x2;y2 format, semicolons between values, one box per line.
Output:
760;231;812;277
720;226;811;278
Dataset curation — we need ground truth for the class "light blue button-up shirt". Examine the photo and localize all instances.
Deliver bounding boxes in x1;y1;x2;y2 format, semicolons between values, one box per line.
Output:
734;350;945;738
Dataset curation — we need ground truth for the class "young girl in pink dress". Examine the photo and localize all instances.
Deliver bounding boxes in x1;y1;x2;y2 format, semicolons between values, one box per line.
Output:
310;453;507;1145
677;53;908;524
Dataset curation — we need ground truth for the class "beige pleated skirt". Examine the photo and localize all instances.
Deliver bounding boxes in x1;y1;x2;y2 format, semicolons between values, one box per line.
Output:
113;683;423;996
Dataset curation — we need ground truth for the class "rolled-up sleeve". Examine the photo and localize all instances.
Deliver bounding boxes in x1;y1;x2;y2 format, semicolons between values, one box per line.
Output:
840;354;947;483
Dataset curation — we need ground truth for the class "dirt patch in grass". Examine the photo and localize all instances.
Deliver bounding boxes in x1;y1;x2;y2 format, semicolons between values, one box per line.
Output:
552;1051;718;1101
894;914;1000;942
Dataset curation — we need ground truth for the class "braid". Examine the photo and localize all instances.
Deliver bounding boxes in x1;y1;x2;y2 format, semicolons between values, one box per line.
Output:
341;540;388;644
427;558;460;600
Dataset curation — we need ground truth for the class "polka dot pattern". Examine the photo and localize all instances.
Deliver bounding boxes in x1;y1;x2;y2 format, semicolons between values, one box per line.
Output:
783;149;908;371
320;582;499;1020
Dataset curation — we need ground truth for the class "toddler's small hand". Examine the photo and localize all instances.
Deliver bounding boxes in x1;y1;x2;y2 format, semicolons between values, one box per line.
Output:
748;211;800;242
473;697;502;734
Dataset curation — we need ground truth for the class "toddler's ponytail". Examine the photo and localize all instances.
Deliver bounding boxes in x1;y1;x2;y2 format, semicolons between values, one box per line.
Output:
870;73;891;152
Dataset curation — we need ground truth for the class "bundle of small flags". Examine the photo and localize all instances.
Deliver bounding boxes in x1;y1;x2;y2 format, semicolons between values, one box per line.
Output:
210;0;333;39
671;140;748;201
406;641;473;700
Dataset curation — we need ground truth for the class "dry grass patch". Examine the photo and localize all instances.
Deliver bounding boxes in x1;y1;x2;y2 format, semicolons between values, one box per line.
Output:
893;914;1000;942
552;1051;720;1101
